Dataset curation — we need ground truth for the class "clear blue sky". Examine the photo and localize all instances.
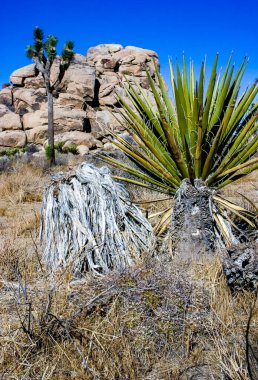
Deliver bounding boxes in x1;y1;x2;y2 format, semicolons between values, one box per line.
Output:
1;0;258;90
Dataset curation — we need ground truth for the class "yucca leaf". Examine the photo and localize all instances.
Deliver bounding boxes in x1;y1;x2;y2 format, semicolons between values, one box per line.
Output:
238;193;258;213
112;176;173;193
209;69;221;123
189;59;195;108
117;97;180;174
222;82;258;143
123;79;166;141
216;157;258;179
209;64;235;130
212;209;234;246
202;54;218;131
224;135;258;171
169;57;176;100
113;139;181;187
144;69;189;177
182;54;191;117
153;208;172;235
154;61;178;127
174;60;189;146
220;115;257;165
197;61;205;112
218;162;258;188
214;196;256;227
102;155;176;192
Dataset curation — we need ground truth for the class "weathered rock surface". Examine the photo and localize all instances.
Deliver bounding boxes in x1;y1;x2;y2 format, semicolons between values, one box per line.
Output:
54;131;98;148
0;130;26;147
0;44;160;149
0;88;14;109
0;111;22;131
26;125;48;144
62;54;95;101
10;64;36;86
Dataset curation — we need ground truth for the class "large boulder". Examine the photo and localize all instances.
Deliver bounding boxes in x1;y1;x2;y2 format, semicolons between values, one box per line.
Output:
10;64;36;86
0;105;22;131
0;130;26;147
87;44;123;62
22;109;46;130
24;74;45;89
26;126;48;144
86;44;157;106
0;112;22;131
61;54;96;101
13;88;46;114
0;87;14;109
57;93;84;109
54;131;98;148
49;107;87;132
23;106;87;132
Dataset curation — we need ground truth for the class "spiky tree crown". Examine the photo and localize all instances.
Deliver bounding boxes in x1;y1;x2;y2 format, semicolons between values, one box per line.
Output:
26;26;74;65
26;27;74;91
45;35;58;63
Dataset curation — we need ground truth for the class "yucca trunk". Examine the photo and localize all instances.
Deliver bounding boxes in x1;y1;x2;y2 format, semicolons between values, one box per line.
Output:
47;91;55;166
171;179;216;259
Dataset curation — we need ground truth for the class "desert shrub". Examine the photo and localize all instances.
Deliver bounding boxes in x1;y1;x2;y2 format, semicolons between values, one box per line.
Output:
63;143;78;155
0;147;23;158
1;255;258;379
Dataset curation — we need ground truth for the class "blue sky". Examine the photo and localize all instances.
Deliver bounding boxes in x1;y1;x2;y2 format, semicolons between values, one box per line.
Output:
1;0;258;90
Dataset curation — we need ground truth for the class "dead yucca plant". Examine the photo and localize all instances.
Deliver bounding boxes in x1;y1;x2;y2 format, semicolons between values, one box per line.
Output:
40;163;154;275
103;54;258;256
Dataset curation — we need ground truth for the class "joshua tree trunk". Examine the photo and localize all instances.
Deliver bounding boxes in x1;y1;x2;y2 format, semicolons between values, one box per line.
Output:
47;91;55;166
171;179;217;259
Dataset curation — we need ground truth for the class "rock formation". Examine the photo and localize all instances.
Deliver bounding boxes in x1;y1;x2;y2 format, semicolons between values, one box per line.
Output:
0;44;159;153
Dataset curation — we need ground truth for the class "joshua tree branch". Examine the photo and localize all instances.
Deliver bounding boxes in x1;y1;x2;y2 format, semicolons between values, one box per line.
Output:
33;58;46;76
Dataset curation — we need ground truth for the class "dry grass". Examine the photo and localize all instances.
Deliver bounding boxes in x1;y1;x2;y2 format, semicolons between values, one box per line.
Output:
0;163;258;380
1;255;258;379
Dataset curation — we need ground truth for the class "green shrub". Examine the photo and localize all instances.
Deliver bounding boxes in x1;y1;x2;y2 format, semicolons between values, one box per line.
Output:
44;144;54;160
0;148;22;158
63;143;78;155
54;141;65;152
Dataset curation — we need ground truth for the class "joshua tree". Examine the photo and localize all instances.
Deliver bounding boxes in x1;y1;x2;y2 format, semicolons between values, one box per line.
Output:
104;54;258;257
26;27;74;165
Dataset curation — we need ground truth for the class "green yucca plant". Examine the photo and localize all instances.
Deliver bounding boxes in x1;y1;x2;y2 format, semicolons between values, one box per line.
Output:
103;54;258;249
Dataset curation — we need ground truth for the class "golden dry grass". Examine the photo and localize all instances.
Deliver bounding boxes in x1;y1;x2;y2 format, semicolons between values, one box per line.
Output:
0;163;257;380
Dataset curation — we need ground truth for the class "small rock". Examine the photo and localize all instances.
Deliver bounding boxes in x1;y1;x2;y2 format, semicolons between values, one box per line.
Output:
77;145;89;155
104;142;116;151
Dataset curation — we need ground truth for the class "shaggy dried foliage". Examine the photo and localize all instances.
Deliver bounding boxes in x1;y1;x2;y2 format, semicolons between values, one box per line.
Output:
0;163;258;380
